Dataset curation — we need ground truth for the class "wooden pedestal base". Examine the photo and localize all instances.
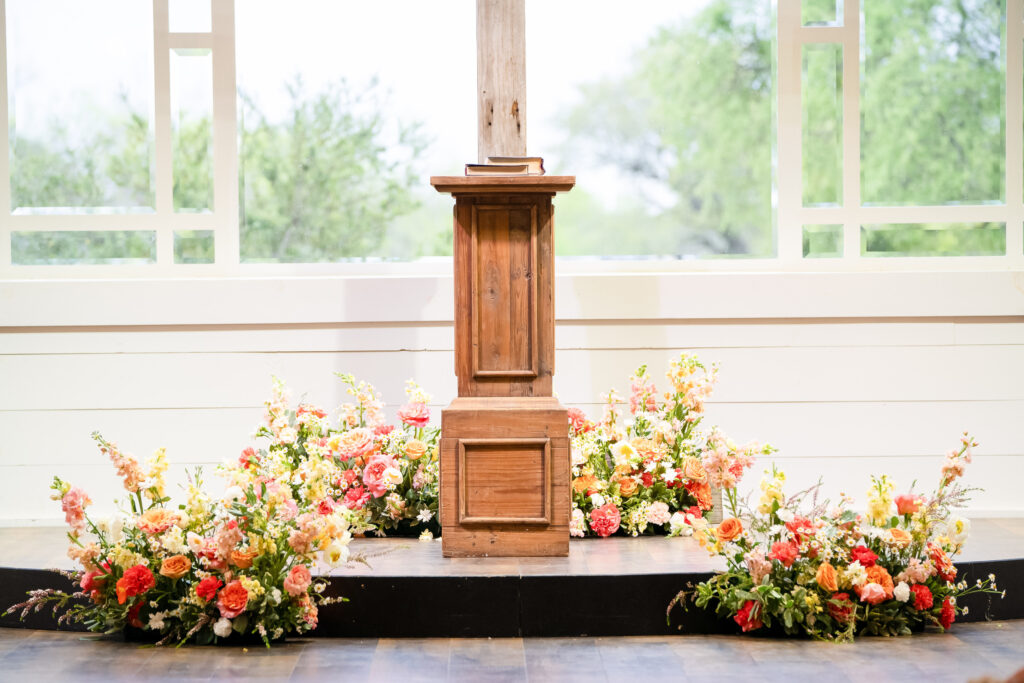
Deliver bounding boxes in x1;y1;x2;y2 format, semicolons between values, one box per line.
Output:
440;397;569;557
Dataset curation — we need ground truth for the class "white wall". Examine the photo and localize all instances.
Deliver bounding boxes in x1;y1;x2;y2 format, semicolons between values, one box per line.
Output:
2;271;1023;524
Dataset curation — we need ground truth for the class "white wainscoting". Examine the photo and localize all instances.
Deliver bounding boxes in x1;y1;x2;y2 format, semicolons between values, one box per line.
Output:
1;272;1022;524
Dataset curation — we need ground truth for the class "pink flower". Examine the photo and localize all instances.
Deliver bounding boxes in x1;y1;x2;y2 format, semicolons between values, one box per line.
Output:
362;456;398;498
589;503;621;537
288;529;312;554
283;565;312;597
744;550;773;585
858;582;887;605
397;402;430;428
61;487;91;532
217;580;249;618
646;501;671;526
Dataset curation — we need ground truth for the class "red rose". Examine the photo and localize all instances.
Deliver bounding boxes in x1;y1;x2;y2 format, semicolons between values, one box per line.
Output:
939;597;956;629
910;584;933;610
733;600;763;632
217;580;249;619
768;540;800;568
196;576;223;603
115;564;155;605
828;593;855;624
850;545;878;568
589;503;621;537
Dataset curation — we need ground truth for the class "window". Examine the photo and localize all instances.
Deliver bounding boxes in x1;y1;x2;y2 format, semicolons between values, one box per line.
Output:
0;0;1021;275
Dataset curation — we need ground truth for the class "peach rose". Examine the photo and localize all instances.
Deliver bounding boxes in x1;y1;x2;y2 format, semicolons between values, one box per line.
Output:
889;528;912;548
715;517;743;543
573;474;599;495
335;428;375;461
617;477;638;498
137;508;179;535
404;439;427;460
858;582;887;605
691;482;713;510
683;458;707;484
230;548;260;569
159;554;191;580
815;562;838;592
283;564;312;597
216;580;249;619
632;438;665;462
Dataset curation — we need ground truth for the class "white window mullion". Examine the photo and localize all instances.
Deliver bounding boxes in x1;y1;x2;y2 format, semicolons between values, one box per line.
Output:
153;0;173;267
0;0;11;274
841;0;861;260
211;0;238;272
776;0;802;261
1006;0;1024;263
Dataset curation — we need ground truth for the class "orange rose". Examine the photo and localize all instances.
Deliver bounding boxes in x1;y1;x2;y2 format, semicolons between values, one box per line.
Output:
889;528;912;548
692;482;713;510
856;565;895;601
632;438;665;462
683;458;707;484
715;517;743;543
216;580;249;619
573;474;599;495
613;465;632;478
159;554;191;580
404;439;427;460
137;508;179;535
230;548;260;569
815;562;838;592
617;477;638;498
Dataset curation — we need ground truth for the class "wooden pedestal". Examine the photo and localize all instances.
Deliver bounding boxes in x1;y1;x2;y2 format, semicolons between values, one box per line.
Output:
431;175;575;557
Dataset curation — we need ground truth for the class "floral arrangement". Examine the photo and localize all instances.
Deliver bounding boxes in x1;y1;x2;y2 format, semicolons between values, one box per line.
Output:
673;433;1003;640
569;354;774;537
6;431;363;646
246;373;440;539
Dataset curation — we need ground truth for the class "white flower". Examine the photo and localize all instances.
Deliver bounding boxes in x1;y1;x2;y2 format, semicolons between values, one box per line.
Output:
894;581;911;602
223;486;245;504
148;611;166;630
213;618;233;638
669;511;688;534
946;516;971;545
776;509;795;523
419;530;433;541
270;588;282;605
325;541;350;566
278;427;298;445
383;466;403;487
160;526;187;554
610;441;637;467
570;445;586;467
590;493;606;508
417;508;434;523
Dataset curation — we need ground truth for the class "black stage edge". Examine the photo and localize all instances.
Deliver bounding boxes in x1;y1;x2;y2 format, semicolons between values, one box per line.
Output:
2;558;1021;637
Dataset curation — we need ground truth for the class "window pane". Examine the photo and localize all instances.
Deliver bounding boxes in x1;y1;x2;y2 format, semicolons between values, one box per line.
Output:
861;0;1005;206
529;0;776;259
802;44;842;207
7;0;155;213
861;223;1005;257
174;230;214;263
803;0;842;26
170;49;214;212
11;230;156;265
169;0;211;33
236;1;475;263
803;224;843;257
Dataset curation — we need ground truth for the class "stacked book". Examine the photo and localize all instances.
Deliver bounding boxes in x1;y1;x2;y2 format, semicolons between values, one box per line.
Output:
465;156;545;176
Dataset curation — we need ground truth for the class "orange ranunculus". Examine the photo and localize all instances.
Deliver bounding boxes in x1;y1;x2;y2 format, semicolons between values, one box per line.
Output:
682;458;707;484
216;580;249;619
617;477;639;498
632;438;665;463
159;554;191;580
816;562;838;592
404;439;427;460
137;508;179;535
715;517;743;543
889;528;912;548
230;548;260;569
856;565;894;601
573;474;599;495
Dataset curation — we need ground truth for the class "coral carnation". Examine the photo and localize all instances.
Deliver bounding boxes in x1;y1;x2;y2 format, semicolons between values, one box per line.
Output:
115;564;155;604
397;402;430;428
910;584;934;610
850;545;878;568
733;600;763;632
768;540;799;568
940;597;956;629
589;503;621;537
196;575;223;603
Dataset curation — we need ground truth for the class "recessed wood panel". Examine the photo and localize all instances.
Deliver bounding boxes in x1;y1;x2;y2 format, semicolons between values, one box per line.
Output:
471;205;538;379
458;438;550;525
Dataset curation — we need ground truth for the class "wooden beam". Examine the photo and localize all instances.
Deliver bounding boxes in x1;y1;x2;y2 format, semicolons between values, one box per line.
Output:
476;0;526;162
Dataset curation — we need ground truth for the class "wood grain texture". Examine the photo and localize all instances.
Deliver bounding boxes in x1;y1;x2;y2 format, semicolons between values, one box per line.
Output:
431;176;576;194
476;0;526;162
459;438;550;524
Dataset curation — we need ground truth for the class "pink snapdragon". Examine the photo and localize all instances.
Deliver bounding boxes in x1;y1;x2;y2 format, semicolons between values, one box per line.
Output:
61;487;92;532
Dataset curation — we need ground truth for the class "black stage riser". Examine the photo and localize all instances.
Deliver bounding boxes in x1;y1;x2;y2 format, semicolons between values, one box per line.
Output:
2;559;1021;638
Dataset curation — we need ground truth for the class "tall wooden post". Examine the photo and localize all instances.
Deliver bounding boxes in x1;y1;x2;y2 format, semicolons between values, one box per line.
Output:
431;176;574;557
476;0;526;162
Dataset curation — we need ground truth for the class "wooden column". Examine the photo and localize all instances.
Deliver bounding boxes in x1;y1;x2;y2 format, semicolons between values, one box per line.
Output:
476;0;526;162
431;175;574;557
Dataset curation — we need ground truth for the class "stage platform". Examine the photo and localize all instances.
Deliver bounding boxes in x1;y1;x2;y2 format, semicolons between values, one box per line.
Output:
2;521;1022;637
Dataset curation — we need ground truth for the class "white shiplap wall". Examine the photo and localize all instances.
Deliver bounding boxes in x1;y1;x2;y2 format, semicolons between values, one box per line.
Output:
1;271;1022;524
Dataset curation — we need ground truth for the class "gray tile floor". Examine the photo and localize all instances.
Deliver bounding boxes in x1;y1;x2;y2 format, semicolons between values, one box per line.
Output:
1;620;1022;682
